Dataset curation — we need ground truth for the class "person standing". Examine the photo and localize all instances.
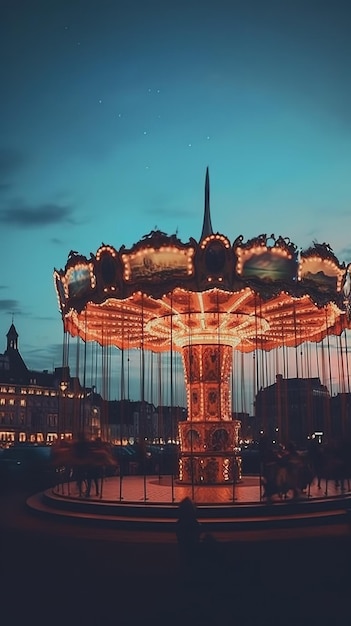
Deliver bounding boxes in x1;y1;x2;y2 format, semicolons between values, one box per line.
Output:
176;497;202;571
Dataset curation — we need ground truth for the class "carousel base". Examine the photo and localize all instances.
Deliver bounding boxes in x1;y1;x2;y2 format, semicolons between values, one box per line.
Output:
26;474;351;533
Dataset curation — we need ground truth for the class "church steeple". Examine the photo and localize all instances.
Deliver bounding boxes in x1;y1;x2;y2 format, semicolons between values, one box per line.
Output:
7;323;19;351
5;323;28;377
200;167;213;241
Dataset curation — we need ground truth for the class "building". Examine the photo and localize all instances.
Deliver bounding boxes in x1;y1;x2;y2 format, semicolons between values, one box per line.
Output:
107;400;187;444
155;405;187;443
255;374;331;447
330;392;351;441
0;323;101;444
233;411;261;443
0;324;187;445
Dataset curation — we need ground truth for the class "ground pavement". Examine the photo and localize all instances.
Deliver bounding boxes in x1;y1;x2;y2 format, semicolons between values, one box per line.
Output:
1;478;351;626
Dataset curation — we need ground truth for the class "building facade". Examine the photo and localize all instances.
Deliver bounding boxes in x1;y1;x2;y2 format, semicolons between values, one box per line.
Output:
255;374;331;447
107;400;187;444
0;324;101;444
0;324;187;445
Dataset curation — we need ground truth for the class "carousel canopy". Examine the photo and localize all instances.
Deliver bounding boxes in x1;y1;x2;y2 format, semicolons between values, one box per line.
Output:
54;174;351;353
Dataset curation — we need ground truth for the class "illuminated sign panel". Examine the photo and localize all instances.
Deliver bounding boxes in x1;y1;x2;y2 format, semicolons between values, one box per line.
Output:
55;275;66;306
238;248;296;281
300;257;341;291
122;247;194;283
66;266;92;298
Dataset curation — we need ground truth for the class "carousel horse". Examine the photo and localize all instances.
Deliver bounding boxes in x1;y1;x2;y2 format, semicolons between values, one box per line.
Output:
51;437;118;497
51;439;75;492
309;440;351;496
260;447;314;501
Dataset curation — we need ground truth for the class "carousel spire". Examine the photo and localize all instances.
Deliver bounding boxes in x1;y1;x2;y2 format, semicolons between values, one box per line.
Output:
200;166;213;241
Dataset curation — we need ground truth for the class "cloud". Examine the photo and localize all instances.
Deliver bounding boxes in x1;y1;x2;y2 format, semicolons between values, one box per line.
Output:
25;342;64;371
0;202;75;227
0;299;21;312
146;207;193;217
0;150;76;231
50;237;64;245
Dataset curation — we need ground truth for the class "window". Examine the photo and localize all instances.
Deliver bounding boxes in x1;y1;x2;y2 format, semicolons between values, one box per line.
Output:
48;414;57;427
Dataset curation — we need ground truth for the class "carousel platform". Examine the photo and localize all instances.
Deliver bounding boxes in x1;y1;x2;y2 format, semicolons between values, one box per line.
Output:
26;474;351;534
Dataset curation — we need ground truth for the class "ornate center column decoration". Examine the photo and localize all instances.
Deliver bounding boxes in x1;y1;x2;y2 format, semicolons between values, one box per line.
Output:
178;344;240;484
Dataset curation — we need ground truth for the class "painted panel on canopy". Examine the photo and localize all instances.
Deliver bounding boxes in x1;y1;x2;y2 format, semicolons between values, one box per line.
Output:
300;257;340;292
66;265;92;298
54;273;66;306
238;248;297;281
122;247;193;283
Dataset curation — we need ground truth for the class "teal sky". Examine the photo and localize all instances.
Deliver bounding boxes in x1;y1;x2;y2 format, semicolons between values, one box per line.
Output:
1;0;351;400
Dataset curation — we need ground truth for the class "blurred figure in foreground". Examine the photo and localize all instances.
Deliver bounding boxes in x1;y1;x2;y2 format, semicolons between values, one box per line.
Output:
176;497;202;571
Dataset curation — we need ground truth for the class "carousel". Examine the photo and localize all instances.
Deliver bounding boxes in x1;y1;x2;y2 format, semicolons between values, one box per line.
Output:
51;168;351;507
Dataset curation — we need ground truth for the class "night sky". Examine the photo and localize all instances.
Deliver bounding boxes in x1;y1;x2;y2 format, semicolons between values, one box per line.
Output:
1;0;351;397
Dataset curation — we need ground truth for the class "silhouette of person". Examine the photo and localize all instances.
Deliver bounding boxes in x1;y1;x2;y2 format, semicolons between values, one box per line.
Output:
85;438;103;497
73;433;91;497
176;497;201;571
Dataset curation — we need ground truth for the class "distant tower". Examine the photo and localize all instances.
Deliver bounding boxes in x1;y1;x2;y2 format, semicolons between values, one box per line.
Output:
7;323;19;351
200;167;213;241
4;323;28;378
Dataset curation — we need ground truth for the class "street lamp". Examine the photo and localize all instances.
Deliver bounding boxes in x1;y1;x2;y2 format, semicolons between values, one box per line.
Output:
59;381;68;438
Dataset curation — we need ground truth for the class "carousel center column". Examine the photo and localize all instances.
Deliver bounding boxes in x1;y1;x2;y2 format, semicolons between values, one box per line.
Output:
178;343;241;484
